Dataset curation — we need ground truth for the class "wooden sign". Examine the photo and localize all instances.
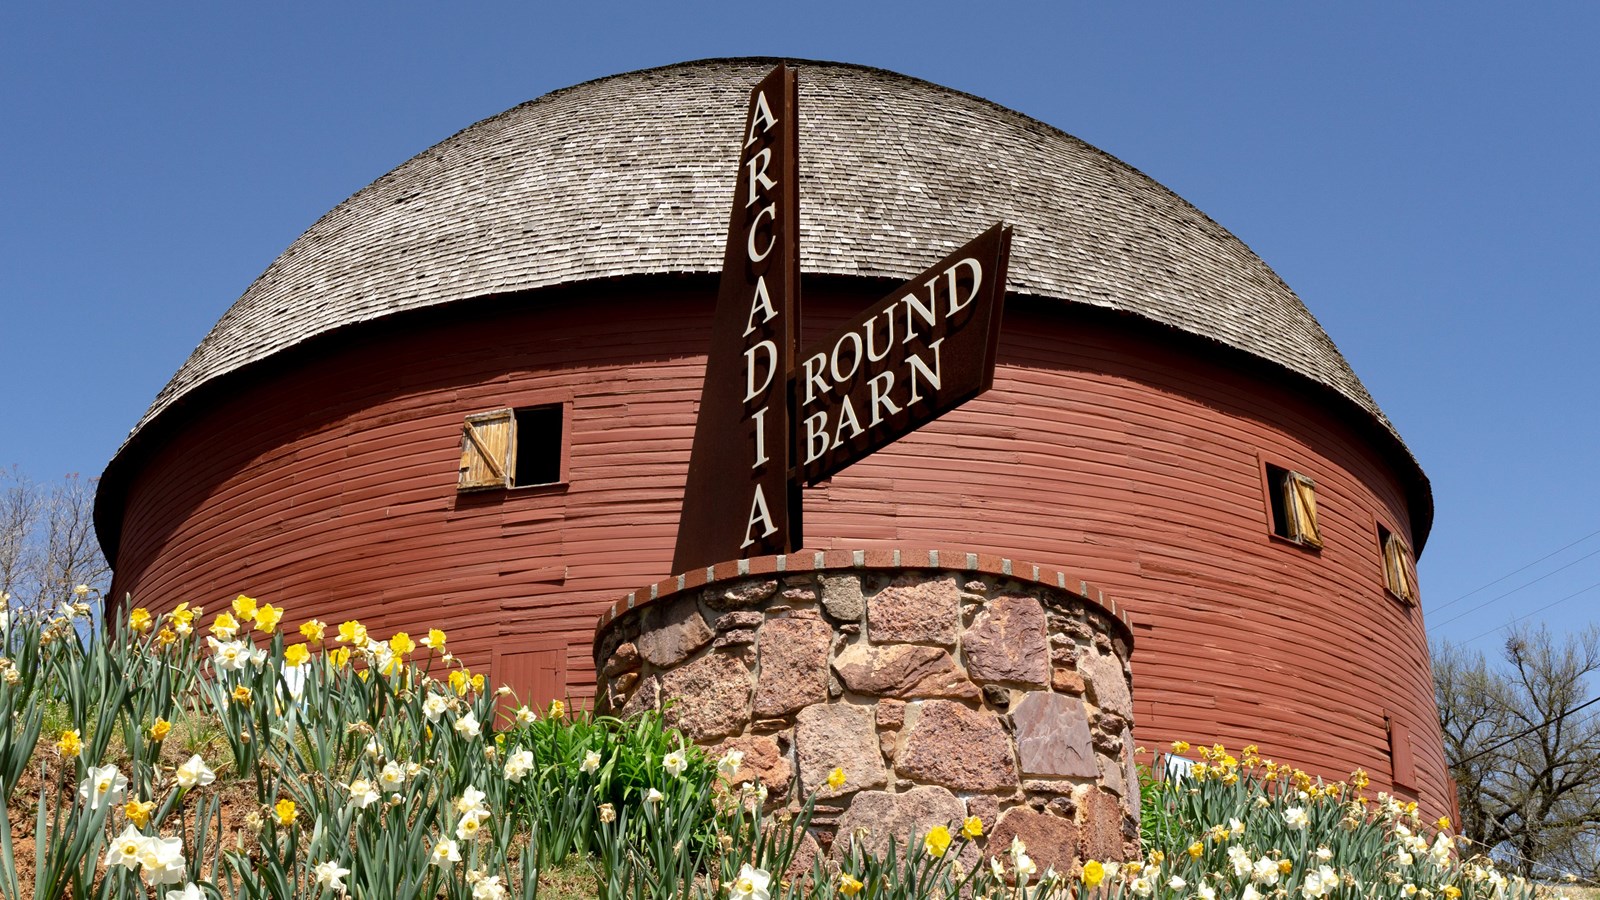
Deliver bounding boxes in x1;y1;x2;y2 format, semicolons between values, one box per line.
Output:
671;66;1013;574
795;223;1012;484
673;64;801;575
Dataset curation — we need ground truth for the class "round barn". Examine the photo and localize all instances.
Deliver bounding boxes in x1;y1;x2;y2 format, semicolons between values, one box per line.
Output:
96;59;1447;815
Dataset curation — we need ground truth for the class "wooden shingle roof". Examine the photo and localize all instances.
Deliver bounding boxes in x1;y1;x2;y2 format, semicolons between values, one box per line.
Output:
117;57;1423;503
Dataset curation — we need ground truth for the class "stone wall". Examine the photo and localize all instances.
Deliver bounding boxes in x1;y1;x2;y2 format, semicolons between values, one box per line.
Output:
593;550;1138;869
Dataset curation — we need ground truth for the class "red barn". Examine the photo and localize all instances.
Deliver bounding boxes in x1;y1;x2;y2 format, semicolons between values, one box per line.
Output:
96;59;1445;812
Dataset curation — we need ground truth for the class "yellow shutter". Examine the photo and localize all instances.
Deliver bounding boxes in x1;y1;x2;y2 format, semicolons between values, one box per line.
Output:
458;409;516;491
1285;472;1323;549
1384;531;1417;604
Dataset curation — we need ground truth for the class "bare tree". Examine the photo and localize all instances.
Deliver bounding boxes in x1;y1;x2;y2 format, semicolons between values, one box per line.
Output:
0;468;110;612
1436;626;1600;879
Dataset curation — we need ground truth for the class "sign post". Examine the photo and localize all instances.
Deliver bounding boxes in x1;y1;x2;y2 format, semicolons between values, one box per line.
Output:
672;65;1013;574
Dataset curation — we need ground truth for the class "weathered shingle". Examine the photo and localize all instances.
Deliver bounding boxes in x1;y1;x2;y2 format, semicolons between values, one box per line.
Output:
121;58;1408;463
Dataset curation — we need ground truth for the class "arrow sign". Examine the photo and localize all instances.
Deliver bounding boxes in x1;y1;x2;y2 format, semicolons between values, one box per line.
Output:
793;223;1013;484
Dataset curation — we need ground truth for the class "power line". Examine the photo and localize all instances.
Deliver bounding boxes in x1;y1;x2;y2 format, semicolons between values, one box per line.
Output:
1454;695;1600;765
1427;527;1600;616
1457;579;1600;646
1429;543;1600;630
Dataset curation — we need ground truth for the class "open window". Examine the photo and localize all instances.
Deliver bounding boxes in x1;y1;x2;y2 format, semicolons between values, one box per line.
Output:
1265;463;1322;549
457;404;566;491
1379;523;1419;605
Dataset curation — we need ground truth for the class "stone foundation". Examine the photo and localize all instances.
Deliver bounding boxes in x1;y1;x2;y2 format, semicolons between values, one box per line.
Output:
593;550;1139;867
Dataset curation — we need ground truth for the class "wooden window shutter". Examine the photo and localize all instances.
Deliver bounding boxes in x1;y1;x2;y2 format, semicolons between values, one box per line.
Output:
1384;530;1418;604
458;409;516;491
1285;472;1323;549
1386;712;1418;792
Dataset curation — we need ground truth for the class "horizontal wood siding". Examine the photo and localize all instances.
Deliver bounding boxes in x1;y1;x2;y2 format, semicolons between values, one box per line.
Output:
109;281;1446;813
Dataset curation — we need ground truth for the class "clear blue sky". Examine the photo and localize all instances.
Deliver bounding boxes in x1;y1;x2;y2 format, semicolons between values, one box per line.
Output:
2;3;1595;652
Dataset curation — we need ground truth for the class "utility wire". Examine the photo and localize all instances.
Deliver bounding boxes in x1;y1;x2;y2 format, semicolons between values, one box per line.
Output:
1429;543;1600;630
1426;527;1600;615
1454;694;1600;765
1456;579;1600;646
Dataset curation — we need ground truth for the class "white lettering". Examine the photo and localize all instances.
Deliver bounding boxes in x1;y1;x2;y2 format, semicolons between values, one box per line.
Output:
868;371;902;426
805;411;830;464
744;147;776;207
830;332;863;385
832;395;864;446
906;337;945;406
750;405;769;468
744;340;777;403
739;484;778;549
944;258;983;315
863;307;895;363
742;276;777;337
802;352;830;405
901;288;938;344
744;91;778;148
747;204;777;262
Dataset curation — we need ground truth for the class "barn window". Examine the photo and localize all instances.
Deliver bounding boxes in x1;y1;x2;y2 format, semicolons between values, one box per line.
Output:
1379;524;1419;605
1265;463;1322;549
457;404;565;491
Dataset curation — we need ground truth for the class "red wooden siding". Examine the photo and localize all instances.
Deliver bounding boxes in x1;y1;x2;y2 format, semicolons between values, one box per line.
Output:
107;278;1447;814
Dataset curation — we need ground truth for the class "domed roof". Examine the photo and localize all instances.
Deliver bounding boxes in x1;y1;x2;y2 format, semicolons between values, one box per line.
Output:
115;58;1425;526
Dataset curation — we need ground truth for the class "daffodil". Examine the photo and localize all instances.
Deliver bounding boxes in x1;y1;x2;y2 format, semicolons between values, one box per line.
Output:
645;787;664;805
56;729;82;758
922;825;952;858
209;612;240;640
330;646;351;667
548;699;566;719
431;837;462;866
231;594;258;621
453;711;482;739
272;798;297;827
581;749;602;774
827;767;846;790
718;749;744;779
284;643;311;667
390;631;416;656
962;815;983;839
663;750;686;777
1082;860;1105;887
176;755;215;789
136;834;187;885
128;608;153;632
313;861;351;891
125;798;155;828
1285;805;1310;829
838;874;864;896
505;748;535;782
421;627;447;650
347;779;381;809
729;863;772;900
299;619;326;642
106;824;148;869
80;765;128;809
254;603;283;633
165;884;203;900
336;620;368;646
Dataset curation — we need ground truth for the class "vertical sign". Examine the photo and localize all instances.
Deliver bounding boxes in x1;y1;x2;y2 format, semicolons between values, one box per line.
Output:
672;64;800;575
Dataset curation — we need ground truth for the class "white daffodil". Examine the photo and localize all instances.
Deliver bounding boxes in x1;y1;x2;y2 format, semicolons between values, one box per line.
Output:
379;760;407;790
1243;885;1264;900
106;824;148;869
348;779;381;809
471;874;508;900
729;863;772;900
580;749;601;774
456;786;488;814
1284;806;1309;830
431;837;462;866
1252;856;1281;886
136;835;187;885
457;808;490;841
1130;877;1152;897
165;885;204;900
514;705;537;725
423;693;451;722
663;750;686;777
1198;885;1218;900
454;711;482;739
1229;816;1246;837
313;860;351;891
1316;846;1333;862
207;637;251;672
1168;876;1187;890
645;787;664;805
505;748;535;782
175;755;215;789
1430;832;1453;864
718;749;744;779
79;765;128;810
1228;845;1252;877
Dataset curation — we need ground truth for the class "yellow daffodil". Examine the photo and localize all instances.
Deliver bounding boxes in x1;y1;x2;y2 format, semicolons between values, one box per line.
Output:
1279;860;1294;875
155;627;177;648
1437;816;1452;831
254;604;283;633
1149;851;1165;866
389;632;415;656
149;719;172;742
962;816;983;839
329;646;351;668
232;685;253;706
124;799;154;828
284;644;311;667
422;628;447;651
827;767;847;790
232;595;258;621
336;620;367;646
1171;740;1190;754
1188;842;1204;859
549;699;565;719
300;619;326;643
128;608;153;633
838;874;864;897
470;673;485;693
449;669;469;696
272;798;297;827
1442;887;1461;900
210;612;240;639
1351;769;1370;789
56;729;83;758
1083;860;1106;887
170;602;195;633
922;825;951;858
